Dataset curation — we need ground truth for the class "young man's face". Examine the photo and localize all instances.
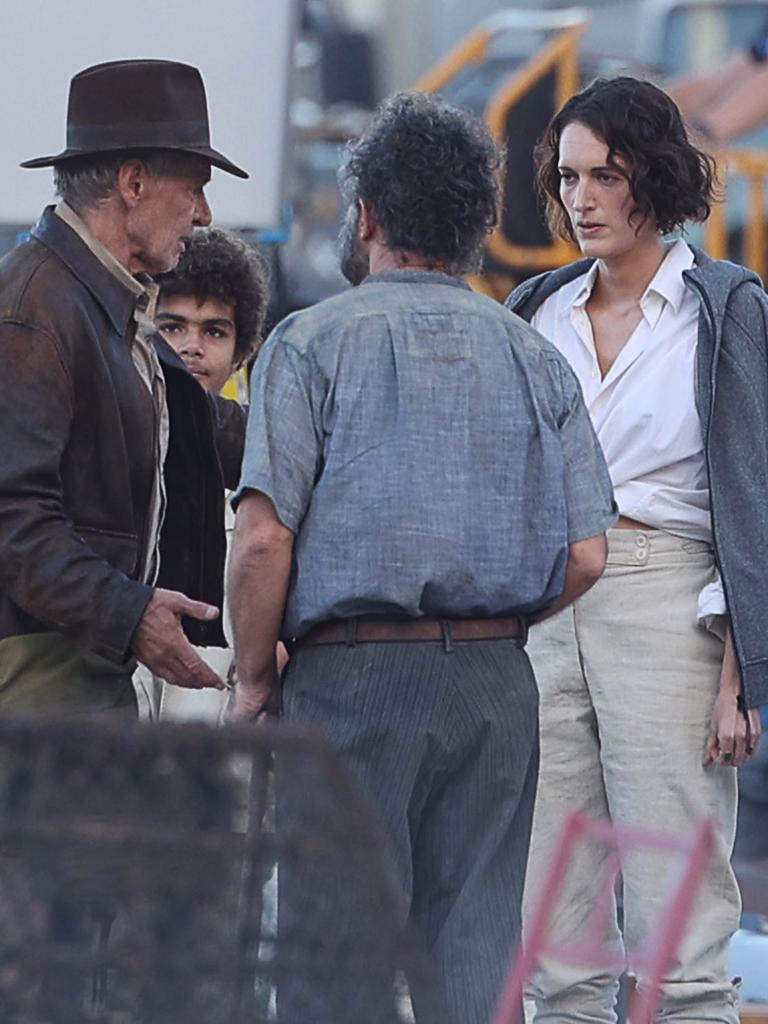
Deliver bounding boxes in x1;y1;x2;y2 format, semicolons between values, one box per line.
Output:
156;294;237;394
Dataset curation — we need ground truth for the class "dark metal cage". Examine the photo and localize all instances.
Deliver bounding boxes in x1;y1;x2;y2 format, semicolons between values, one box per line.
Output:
0;715;448;1024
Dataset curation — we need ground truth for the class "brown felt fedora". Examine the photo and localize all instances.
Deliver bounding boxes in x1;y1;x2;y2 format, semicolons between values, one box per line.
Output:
21;59;248;178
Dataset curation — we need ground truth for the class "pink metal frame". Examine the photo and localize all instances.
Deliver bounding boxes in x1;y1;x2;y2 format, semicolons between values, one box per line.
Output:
492;812;716;1024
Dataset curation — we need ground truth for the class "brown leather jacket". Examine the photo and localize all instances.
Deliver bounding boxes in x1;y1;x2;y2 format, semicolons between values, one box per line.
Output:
0;207;245;662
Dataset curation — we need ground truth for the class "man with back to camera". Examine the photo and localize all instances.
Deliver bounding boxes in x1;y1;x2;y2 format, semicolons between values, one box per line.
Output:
227;91;618;1023
0;59;248;714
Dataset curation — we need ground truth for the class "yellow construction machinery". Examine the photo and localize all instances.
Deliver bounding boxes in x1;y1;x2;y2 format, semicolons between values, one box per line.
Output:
414;8;768;294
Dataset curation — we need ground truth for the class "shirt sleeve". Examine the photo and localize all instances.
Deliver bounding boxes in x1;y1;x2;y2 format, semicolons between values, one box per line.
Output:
231;325;323;533
552;358;618;542
697;573;728;641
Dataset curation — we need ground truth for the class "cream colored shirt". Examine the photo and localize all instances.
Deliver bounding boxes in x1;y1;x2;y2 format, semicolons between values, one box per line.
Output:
532;238;726;626
54;202;169;585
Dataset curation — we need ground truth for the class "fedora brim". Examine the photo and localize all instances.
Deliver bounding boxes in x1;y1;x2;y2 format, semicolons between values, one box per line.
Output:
21;143;249;179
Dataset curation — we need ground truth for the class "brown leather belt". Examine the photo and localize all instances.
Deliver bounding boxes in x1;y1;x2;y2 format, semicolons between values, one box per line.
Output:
292;614;527;652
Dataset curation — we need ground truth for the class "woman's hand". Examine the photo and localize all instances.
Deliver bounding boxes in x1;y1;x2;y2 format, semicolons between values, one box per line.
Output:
704;625;762;766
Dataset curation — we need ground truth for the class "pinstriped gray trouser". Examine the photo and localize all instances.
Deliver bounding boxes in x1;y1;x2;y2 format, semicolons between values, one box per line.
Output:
282;631;540;1024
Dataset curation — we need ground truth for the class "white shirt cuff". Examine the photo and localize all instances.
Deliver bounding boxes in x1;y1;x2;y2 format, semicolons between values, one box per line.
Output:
697;576;728;641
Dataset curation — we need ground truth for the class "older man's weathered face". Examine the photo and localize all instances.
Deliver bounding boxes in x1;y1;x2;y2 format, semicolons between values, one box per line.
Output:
127;157;213;275
339;200;370;286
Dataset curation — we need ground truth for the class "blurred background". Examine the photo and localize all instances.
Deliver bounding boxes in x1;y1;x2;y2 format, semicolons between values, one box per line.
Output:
278;0;768;319
5;0;768;323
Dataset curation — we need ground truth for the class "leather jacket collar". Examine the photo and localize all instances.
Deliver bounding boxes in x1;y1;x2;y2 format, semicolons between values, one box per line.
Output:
31;206;138;336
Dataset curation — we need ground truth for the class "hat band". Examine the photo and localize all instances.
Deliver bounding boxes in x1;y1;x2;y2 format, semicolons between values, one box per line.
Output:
67;119;211;153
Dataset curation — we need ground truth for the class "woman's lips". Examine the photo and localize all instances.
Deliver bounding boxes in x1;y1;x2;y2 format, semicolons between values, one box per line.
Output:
577;223;605;237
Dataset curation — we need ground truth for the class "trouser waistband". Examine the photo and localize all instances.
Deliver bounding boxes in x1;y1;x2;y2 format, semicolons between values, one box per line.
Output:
291;614;528;653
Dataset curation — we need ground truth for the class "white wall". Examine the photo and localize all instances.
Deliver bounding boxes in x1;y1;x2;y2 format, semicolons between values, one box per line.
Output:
0;0;297;229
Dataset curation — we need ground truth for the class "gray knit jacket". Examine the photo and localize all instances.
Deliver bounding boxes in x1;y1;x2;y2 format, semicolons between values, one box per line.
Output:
506;246;768;708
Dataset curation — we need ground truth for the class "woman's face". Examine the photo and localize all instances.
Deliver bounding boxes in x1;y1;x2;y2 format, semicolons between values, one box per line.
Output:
557;121;657;259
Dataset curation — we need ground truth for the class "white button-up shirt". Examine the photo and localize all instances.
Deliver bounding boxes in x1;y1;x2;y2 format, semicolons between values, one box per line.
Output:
532;238;725;624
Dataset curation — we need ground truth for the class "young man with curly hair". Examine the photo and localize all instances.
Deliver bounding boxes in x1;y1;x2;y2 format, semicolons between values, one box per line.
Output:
227;92;617;1022
156;227;268;395
135;228;268;719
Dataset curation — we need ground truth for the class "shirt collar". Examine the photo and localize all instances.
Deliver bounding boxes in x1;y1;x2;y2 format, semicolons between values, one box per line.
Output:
554;260;598;320
54;201;157;317
641;238;694;315
569;260;600;310
556;237;694;324
360;269;472;290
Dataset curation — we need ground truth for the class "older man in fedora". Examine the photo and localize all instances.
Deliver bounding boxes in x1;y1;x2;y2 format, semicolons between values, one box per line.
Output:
0;59;248;714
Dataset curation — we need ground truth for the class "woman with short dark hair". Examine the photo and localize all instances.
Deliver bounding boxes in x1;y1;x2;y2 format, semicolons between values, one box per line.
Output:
506;75;767;1023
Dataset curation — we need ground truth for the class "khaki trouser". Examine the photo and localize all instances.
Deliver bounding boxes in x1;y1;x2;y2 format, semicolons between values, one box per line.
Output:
525;529;740;1024
0;632;136;715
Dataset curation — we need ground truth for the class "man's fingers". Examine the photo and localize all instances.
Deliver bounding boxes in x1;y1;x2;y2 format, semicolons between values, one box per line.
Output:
173;594;220;622
183;652;225;690
164;645;225;690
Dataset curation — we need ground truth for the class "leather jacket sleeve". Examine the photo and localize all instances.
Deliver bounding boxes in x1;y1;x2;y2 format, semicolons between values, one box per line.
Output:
0;320;153;663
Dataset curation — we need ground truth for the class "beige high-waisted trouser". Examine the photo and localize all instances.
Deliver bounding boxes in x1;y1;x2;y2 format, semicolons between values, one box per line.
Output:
524;529;740;1024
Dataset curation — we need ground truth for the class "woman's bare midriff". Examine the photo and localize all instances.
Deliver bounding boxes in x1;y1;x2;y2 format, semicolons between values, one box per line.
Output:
615;514;657;530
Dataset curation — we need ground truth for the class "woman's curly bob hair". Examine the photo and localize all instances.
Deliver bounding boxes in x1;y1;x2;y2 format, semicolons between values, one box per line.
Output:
536;76;718;242
156;227;269;367
338;92;501;274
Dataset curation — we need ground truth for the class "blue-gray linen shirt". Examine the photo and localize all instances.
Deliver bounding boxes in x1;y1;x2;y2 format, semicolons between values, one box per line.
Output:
234;271;616;639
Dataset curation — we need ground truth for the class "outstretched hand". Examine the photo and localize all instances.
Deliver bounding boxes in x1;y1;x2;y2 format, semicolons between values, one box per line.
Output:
132;588;225;690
